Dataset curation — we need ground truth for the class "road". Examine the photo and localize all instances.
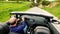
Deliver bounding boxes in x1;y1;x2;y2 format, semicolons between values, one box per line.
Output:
25;7;58;20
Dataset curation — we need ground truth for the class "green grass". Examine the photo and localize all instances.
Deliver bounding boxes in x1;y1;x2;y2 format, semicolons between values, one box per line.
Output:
42;3;60;19
0;2;30;22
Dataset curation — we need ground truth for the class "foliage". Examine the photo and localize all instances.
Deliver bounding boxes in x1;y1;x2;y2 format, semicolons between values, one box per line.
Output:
37;0;41;3
42;1;51;6
0;0;4;1
42;3;60;19
0;2;30;22
0;0;29;1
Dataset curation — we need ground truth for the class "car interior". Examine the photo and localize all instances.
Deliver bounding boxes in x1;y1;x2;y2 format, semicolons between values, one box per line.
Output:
0;14;59;34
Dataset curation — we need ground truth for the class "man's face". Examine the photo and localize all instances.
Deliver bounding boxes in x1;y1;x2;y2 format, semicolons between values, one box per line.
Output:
8;17;17;25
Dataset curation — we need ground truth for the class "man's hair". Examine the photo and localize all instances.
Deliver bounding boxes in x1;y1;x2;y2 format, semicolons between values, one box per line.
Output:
8;16;17;25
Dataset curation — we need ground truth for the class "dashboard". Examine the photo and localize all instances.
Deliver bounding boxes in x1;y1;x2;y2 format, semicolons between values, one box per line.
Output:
22;15;48;26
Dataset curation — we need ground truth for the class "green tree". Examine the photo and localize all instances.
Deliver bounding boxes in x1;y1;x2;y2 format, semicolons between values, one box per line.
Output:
42;0;51;6
17;0;19;3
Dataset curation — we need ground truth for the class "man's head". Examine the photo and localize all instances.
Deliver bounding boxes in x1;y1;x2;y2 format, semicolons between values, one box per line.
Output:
8;16;17;25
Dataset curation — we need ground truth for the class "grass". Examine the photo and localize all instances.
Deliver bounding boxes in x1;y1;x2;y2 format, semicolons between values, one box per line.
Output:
42;3;60;19
0;1;31;22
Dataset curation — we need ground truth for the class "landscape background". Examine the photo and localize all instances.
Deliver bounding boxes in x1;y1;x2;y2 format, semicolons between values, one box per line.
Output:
0;0;60;22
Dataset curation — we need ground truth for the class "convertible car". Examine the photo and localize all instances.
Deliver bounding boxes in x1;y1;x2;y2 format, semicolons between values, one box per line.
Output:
0;11;60;34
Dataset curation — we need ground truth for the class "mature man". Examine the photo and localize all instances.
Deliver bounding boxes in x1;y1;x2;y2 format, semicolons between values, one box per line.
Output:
7;16;26;34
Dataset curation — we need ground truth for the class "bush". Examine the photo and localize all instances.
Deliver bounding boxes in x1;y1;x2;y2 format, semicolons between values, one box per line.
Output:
37;0;41;3
42;1;51;6
42;3;60;19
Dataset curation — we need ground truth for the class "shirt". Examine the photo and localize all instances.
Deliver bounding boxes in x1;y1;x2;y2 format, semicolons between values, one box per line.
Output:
7;21;26;34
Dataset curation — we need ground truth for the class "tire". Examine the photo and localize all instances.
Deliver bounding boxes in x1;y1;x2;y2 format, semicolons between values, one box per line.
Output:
34;26;50;34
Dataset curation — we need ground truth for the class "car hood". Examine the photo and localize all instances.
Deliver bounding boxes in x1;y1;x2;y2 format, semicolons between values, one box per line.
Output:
11;7;53;19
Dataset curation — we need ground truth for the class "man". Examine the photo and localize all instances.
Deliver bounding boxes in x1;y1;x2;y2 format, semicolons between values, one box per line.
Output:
7;16;26;34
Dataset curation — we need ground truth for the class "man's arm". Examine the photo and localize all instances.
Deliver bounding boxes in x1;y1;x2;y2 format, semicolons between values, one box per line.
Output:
15;21;26;31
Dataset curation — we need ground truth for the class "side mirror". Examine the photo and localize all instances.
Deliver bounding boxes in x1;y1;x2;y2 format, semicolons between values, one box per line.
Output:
52;19;60;24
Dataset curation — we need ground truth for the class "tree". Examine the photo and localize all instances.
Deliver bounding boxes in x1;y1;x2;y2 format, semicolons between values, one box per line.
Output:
17;0;19;3
42;0;51;6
